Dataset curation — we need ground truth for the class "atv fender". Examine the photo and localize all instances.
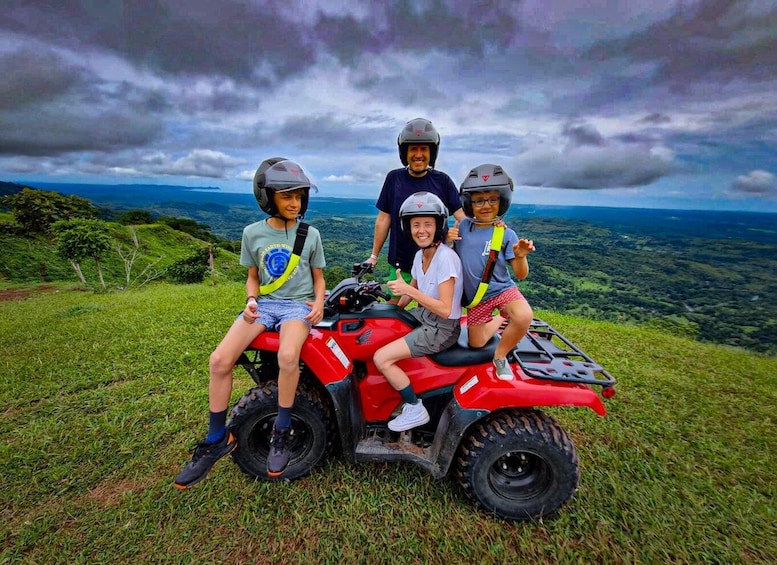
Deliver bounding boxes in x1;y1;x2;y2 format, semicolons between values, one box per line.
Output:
248;329;352;385
426;398;488;478
428;380;605;478
455;373;607;416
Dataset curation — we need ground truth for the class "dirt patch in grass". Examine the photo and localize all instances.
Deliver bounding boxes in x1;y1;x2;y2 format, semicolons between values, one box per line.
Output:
87;478;144;508
0;284;57;302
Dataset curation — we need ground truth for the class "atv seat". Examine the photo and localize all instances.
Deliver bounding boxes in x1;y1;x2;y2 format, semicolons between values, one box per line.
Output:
428;325;499;367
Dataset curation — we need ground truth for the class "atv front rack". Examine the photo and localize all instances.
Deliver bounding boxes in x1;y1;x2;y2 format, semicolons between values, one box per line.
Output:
511;319;616;388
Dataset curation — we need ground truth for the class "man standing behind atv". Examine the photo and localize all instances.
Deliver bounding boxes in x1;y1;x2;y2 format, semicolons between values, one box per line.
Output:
447;164;534;380
373;192;463;431
174;158;326;488
365;118;465;302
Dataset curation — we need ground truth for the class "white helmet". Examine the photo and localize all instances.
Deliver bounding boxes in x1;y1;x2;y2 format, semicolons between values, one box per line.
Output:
398;191;449;246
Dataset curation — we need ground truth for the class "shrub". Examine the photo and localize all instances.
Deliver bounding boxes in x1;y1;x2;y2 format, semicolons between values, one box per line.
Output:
165;249;210;284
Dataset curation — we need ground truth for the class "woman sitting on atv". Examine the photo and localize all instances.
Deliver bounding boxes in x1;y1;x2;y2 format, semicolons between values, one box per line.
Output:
372;191;464;432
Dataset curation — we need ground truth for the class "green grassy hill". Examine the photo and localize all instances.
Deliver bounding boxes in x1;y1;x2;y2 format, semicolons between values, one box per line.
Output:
1;283;775;563
0;220;245;289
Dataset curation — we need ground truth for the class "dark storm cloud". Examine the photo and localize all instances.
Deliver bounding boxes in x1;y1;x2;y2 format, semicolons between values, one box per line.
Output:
316;0;524;63
444;130;527;157
0;109;157;157
0;49;83;110
545;1;777;119
563;122;605;147
0;48;159;156
276;114;395;150
0;3;705;96
0;0;528;156
516;121;673;189
586;0;777;89
0;0;531;130
1;0;527;87
639;113;672;125
1;0;314;83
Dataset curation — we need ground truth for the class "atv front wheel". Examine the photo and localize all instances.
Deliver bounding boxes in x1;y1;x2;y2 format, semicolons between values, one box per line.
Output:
454;409;580;521
229;381;332;481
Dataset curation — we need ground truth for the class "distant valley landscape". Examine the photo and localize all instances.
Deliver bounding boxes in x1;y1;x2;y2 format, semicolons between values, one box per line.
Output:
3;180;776;355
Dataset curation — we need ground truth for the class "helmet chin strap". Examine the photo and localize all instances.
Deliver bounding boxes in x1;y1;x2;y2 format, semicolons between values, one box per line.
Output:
419;240;441;250
270;214;297;237
471;216;503;226
406;165;432;177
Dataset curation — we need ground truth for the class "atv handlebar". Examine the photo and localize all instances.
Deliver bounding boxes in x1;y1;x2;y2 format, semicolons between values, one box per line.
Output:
351;261;375;278
325;262;389;313
363;281;391;302
353;262;390;300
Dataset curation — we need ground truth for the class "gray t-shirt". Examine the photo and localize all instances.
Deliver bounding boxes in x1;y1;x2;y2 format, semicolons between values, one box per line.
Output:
453;218;519;304
240;219;326;302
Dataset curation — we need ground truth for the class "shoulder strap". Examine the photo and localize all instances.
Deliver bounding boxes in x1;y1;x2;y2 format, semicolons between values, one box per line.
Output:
259;222;309;295
292;222;308;254
464;225;504;309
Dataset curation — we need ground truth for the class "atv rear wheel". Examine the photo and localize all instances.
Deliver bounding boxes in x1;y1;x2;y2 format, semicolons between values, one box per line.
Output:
454;409;579;521
229;381;332;481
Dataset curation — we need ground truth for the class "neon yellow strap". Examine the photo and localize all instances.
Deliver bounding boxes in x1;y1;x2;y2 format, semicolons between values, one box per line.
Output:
465;225;504;309
259;254;301;295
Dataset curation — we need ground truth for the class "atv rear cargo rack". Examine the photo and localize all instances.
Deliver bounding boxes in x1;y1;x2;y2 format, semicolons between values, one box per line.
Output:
511;319;616;388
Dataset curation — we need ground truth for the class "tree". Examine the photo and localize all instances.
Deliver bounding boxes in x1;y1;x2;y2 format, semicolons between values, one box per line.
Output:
324;266;350;290
53;219;112;289
2;188;97;234
115;226;165;289
157;216;220;243
165;249;210;284
119;209;155;225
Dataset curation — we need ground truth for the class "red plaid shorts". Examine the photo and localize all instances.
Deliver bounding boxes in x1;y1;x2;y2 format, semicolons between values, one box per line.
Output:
466;286;525;326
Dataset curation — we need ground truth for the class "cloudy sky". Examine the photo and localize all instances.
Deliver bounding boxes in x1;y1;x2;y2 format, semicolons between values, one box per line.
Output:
1;0;776;211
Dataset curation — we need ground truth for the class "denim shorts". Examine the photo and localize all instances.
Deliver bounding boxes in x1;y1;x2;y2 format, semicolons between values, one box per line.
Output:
244;299;312;331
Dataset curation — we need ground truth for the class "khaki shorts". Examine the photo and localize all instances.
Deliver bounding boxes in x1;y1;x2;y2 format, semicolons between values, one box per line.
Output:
404;308;461;356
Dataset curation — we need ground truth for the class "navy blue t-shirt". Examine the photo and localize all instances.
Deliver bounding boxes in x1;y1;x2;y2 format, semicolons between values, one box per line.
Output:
376;168;462;271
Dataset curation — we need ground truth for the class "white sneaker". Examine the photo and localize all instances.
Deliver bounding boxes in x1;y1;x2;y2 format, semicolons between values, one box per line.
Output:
388;400;430;432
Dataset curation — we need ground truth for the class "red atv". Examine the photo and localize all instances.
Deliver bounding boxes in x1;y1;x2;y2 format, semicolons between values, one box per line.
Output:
229;263;616;521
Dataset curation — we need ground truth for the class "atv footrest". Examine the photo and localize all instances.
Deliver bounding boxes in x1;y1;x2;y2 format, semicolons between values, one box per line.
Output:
511;319;616;387
354;430;435;471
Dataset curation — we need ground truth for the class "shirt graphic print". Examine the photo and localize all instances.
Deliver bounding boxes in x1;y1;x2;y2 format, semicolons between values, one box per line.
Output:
262;243;297;281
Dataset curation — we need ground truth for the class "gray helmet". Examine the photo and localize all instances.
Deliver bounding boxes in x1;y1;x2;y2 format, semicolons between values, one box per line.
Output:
459;163;514;220
253;158;316;217
398;191;449;246
397;118;440;168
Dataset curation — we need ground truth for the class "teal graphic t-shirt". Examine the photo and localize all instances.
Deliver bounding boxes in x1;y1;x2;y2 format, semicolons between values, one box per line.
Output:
240;220;326;301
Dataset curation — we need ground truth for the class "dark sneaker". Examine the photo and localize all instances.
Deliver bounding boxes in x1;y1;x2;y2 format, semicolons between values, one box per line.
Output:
174;432;236;489
267;426;292;477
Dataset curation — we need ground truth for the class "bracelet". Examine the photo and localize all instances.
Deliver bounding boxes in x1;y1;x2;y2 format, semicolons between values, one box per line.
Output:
246;295;257;304
369;254;378;260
